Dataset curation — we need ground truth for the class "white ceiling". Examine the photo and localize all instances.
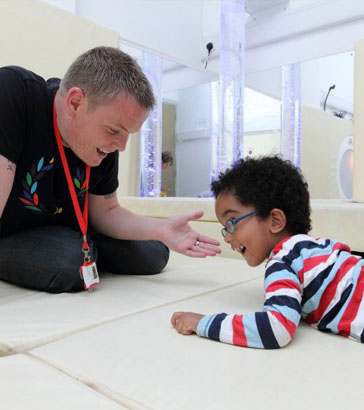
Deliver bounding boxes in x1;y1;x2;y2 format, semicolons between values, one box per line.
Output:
245;0;289;15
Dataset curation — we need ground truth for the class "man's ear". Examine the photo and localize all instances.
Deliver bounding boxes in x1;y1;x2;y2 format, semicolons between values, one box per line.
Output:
65;87;85;116
269;208;287;234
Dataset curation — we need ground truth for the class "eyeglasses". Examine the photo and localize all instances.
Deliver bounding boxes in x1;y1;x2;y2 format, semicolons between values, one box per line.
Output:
221;210;259;237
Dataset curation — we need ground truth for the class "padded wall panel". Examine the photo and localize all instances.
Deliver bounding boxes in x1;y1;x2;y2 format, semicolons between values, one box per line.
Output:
118;196;364;251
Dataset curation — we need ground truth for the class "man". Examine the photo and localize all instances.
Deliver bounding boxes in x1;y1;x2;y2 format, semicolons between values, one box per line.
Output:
0;46;220;293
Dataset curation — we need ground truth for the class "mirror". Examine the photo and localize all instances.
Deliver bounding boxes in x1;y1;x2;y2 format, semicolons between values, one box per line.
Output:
162;82;282;197
117;41;218;197
161;51;354;200
299;51;354;200
118;39;354;201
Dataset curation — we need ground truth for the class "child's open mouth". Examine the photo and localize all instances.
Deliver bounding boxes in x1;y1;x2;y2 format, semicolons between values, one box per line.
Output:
233;246;246;255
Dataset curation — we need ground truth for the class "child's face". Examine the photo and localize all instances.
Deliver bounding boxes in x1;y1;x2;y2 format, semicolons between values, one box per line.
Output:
215;193;279;267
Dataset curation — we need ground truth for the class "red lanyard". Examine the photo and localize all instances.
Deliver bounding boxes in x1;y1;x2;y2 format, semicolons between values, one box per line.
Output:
53;94;91;252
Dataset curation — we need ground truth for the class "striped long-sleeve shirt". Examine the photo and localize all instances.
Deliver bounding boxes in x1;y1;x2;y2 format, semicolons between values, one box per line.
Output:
196;234;364;348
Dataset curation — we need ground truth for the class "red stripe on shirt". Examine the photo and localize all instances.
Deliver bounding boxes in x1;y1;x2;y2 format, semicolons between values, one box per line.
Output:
266;279;301;294
297;242;349;283
271;236;292;256
269;310;296;339
337;268;364;337
232;315;247;347
305;256;358;325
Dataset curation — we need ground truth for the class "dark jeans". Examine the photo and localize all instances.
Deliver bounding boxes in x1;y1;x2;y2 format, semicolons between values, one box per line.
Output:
0;225;169;293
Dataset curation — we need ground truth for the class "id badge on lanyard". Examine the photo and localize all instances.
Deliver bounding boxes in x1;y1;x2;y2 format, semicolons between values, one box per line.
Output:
79;239;99;290
53;93;99;290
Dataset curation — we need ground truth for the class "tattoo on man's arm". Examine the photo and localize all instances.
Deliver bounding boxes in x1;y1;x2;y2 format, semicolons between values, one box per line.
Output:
104;192;115;199
6;160;15;172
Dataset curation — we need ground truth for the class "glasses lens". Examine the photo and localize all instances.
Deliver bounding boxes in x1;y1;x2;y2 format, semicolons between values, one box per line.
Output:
226;219;235;234
221;228;226;237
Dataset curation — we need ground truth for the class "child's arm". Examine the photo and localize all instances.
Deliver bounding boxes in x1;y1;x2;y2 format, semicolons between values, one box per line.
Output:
171;262;303;349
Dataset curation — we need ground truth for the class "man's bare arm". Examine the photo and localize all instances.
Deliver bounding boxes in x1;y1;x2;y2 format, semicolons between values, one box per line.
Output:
0;154;16;218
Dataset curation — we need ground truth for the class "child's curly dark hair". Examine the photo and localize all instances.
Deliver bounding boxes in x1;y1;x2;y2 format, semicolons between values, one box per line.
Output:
211;156;311;235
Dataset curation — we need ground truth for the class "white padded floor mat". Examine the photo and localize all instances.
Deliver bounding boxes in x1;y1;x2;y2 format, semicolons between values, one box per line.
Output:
0;252;263;354
30;278;364;410
0;354;129;410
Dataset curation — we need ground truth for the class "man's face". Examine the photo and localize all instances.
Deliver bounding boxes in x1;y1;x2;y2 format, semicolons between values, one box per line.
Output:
66;92;149;166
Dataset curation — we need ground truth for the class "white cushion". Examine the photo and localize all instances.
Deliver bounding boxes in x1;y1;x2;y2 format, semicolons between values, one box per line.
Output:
0;252;263;354
0;354;128;410
30;278;364;410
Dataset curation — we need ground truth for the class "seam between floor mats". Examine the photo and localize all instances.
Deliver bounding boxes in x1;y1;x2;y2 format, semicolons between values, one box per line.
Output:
25;352;157;410
6;275;263;355
0;341;14;357
19;275;262;353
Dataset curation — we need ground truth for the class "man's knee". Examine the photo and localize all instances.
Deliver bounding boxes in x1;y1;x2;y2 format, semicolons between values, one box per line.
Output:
142;241;170;275
96;238;170;275
0;225;96;293
43;267;85;293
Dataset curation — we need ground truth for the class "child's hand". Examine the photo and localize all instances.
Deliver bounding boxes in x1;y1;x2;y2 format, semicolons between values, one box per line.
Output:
171;311;204;335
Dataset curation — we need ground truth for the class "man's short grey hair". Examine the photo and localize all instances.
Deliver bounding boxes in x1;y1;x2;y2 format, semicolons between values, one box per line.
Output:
60;46;155;110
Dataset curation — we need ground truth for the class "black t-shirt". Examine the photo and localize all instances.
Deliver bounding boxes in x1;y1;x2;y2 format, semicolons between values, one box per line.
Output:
0;66;119;237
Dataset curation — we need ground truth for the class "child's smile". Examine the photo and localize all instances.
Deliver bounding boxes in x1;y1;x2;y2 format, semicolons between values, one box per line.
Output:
215;193;283;267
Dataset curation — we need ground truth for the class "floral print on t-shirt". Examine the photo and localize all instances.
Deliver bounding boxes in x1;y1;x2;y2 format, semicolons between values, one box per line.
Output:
19;156;86;215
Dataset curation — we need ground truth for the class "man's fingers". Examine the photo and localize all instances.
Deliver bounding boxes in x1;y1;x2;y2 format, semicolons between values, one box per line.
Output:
184;250;208;258
197;233;221;246
194;242;221;256
186;211;204;221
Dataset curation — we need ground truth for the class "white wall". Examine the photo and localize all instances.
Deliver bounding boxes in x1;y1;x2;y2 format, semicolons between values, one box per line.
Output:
75;0;204;67
174;83;211;197
245;67;282;100
42;0;75;13
43;0;364;74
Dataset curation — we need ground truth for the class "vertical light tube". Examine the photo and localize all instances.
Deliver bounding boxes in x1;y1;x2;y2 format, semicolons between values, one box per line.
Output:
210;80;219;189
140;52;162;197
281;63;301;167
211;0;245;184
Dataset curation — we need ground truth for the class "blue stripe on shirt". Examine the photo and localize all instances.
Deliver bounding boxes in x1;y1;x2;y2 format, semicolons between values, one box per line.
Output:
301;265;333;305
265;295;301;313
281;239;332;271
196;314;217;337
242;314;264;348
328;265;364;333
255;312;280;349
318;284;353;331
264;269;300;289
208;313;227;341
265;262;296;280
263;303;301;324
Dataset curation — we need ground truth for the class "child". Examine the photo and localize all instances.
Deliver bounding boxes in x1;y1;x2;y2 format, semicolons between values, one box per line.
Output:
171;156;364;348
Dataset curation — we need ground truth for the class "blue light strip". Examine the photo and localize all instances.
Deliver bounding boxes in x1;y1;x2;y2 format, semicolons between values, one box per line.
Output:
281;63;302;167
211;0;245;184
140;52;162;197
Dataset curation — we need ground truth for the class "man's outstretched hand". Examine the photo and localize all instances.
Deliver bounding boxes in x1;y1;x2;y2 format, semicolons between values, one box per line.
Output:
159;211;221;258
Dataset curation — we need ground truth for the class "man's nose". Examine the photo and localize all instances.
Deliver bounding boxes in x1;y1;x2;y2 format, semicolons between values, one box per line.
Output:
114;134;129;152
